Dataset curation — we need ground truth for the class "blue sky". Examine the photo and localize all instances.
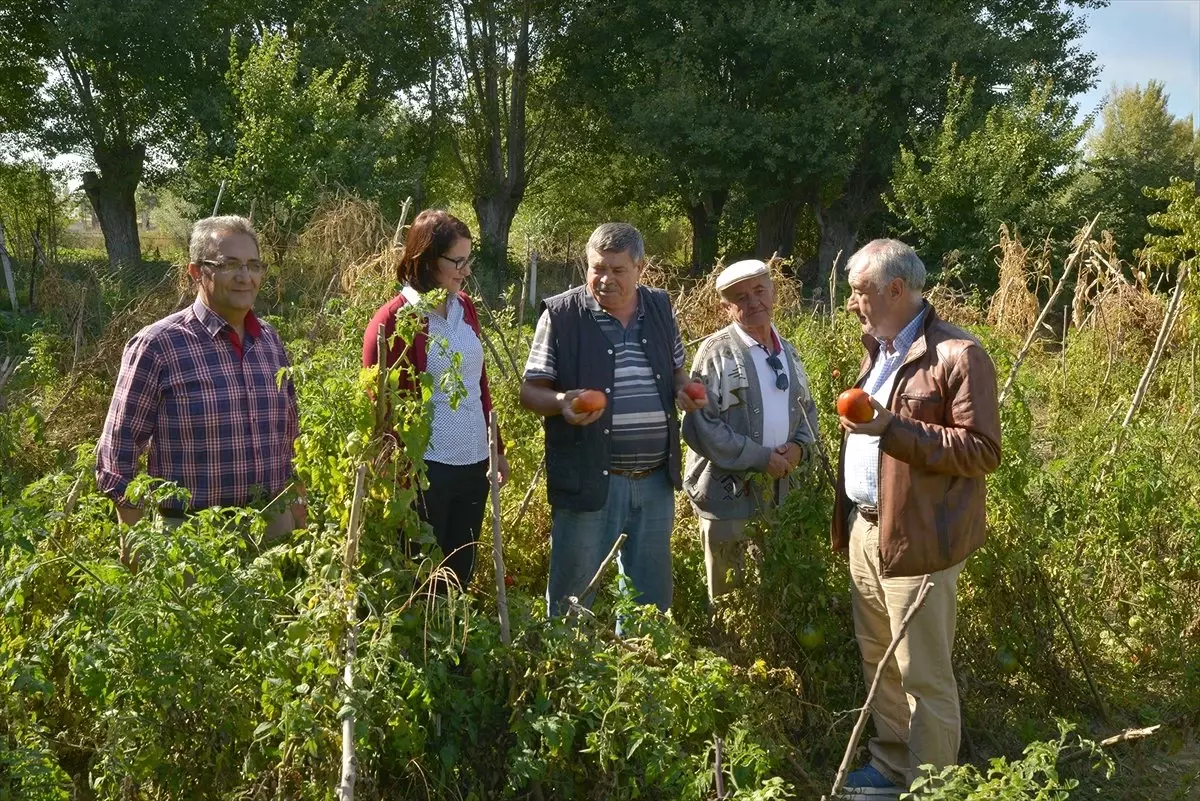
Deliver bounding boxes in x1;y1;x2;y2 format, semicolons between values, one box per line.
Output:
1075;0;1200;126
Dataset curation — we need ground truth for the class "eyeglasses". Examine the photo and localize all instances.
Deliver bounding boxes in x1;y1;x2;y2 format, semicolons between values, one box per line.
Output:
440;254;474;272
199;258;269;276
760;346;789;391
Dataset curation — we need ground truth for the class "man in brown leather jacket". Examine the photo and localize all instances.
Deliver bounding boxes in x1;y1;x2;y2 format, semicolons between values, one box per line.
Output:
833;239;1001;799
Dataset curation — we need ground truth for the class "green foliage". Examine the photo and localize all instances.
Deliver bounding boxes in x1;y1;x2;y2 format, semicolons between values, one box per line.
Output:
906;721;1113;800
1066;82;1197;262
886;72;1089;289
207;33;414;250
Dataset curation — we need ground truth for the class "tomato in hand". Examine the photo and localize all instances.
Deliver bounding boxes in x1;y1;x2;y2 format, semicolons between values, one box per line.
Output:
836;388;874;423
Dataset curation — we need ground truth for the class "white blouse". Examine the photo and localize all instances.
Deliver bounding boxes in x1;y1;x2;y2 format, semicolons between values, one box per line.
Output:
404;287;490;466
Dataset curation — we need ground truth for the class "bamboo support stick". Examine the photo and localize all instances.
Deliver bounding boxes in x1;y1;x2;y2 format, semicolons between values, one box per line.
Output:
489;411;511;645
337;463;369;801
999;216;1098;406
1119;267;1190;433
826;575;933;800
212;180;226;217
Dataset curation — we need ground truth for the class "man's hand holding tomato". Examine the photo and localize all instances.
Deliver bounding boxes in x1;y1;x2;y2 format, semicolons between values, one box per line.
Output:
837;392;893;436
559;389;607;426
675;379;708;413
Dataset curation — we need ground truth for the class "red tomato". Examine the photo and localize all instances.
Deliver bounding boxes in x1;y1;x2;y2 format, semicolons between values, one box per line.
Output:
571;390;608;414
836;388;874;423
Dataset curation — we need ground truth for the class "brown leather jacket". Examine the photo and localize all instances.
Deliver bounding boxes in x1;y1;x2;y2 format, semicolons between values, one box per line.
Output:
832;305;1002;577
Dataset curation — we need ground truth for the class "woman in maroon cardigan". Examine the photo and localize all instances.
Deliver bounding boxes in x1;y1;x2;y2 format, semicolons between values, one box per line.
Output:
363;210;508;588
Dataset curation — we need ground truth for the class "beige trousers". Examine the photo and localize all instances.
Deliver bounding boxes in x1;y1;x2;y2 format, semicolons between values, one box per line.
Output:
848;508;963;788
699;477;791;601
699;517;748;599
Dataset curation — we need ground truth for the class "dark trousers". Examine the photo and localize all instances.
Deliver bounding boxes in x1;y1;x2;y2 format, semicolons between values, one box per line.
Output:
416;459;490;589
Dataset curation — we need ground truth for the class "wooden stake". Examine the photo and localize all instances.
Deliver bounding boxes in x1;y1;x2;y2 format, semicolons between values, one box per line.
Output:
338;464;369;801
212;180;226;217
829;249;842;321
517;251;530;329
393;197;413;247
489;411;511;645
714;736;727;800
1118;267;1190;433
581;532;628;601
999;216;1098;406
826;575;934;800
1060;724;1162;765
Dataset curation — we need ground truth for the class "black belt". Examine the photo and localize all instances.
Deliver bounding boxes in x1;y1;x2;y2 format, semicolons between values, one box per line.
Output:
609;465;662;480
856;504;879;524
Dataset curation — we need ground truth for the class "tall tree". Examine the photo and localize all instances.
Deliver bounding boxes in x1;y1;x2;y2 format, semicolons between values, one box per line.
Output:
442;0;557;268
1067;81;1196;261
3;0;238;267
885;73;1088;290
803;0;1103;296
547;0;779;272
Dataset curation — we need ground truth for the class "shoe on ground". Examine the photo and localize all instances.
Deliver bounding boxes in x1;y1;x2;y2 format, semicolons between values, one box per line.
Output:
839;763;903;800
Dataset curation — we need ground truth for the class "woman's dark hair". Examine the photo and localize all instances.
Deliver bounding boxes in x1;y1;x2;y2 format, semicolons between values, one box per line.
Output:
397;209;472;292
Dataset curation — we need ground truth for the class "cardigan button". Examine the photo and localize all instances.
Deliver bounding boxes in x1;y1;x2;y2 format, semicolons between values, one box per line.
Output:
607;349;613;355
602;470;609;476
604;387;611;394
603;429;610;435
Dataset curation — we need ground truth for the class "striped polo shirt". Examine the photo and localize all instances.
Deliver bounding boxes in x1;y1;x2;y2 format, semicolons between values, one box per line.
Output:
524;289;686;472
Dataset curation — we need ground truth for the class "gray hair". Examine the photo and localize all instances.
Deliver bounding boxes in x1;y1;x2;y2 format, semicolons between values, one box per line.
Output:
587;222;645;263
189;215;260;264
846;238;926;293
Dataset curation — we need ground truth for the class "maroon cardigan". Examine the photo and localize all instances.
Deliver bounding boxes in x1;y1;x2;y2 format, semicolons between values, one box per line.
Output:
362;290;504;454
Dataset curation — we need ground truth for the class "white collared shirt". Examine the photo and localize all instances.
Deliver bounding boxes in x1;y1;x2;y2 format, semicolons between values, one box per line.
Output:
404;286;489;466
733;323;791;450
844;307;927;507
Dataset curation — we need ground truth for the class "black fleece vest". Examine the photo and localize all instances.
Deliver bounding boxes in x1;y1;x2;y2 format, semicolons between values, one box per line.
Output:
540;285;682;511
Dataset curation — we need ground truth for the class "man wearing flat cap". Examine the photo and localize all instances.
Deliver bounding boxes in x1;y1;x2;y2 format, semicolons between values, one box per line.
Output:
681;259;821;601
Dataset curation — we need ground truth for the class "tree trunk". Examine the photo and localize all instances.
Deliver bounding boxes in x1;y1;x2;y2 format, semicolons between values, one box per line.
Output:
81;142;145;268
813;203;858;303
473;193;519;271
687;189;728;275
754;199;802;260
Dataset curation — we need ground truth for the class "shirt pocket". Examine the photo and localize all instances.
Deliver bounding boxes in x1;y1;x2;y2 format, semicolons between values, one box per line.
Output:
897;390;944;424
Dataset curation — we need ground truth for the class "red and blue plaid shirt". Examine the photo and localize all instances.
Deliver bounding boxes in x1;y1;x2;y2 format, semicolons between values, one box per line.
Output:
96;298;298;512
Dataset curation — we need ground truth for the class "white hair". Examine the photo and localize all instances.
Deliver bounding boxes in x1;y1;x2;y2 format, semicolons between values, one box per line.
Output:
846;239;926;292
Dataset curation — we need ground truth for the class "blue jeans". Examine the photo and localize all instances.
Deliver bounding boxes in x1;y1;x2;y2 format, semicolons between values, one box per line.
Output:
546;467;675;616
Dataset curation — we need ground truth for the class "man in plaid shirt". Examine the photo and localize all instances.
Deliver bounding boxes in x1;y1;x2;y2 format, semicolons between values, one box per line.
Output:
96;216;304;549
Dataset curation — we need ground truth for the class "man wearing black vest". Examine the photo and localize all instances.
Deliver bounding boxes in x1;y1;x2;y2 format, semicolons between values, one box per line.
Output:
521;222;704;617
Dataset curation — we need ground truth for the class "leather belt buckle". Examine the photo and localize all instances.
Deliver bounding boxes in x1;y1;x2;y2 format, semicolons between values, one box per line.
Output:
856;504;879;524
610;466;657;480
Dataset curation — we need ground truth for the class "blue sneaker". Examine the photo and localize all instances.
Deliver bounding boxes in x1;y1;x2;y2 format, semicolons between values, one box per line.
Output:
840;764;901;799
